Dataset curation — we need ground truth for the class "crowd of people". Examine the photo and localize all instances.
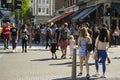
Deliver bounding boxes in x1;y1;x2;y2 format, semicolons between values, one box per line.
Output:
31;22;119;78
0;21;120;79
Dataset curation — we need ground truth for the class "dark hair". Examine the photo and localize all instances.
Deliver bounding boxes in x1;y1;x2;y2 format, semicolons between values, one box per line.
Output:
21;24;27;29
99;28;110;42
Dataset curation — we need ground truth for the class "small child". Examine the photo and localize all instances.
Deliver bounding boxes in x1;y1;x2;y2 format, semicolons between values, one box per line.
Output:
69;35;75;59
50;39;57;59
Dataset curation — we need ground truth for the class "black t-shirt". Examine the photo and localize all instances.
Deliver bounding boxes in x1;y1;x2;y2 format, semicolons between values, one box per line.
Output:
54;28;60;39
10;27;18;37
51;43;57;53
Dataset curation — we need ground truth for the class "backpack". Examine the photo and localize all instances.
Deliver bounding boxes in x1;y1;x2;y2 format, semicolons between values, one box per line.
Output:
46;28;52;37
86;42;93;52
61;28;70;40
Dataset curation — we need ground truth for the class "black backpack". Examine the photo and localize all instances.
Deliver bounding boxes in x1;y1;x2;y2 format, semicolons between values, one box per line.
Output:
46;28;52;37
61;28;70;40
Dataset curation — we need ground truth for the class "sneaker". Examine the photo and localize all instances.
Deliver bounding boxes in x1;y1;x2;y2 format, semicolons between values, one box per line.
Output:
78;72;82;76
100;75;106;78
25;50;27;53
12;50;15;52
86;74;90;79
92;73;99;77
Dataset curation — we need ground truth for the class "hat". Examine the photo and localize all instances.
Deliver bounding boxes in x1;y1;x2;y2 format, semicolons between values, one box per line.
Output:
64;22;68;26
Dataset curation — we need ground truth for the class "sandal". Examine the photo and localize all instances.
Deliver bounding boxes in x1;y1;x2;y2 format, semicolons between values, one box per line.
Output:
86;74;90;79
78;72;82;76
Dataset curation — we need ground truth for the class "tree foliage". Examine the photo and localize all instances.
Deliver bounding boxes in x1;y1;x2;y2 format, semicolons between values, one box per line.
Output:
21;0;32;23
15;0;32;24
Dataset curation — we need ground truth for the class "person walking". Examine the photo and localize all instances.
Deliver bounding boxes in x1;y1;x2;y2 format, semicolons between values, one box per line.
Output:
10;23;18;52
92;25;100;50
20;24;29;53
54;25;61;50
45;25;52;49
112;26;120;45
2;22;11;49
50;39;57;59
69;35;75;59
77;27;92;78
59;23;70;59
94;27;110;78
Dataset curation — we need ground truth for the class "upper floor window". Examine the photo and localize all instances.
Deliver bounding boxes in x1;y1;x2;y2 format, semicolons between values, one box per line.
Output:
43;0;45;4
39;0;41;4
46;0;49;4
46;8;49;14
39;8;41;12
42;8;45;13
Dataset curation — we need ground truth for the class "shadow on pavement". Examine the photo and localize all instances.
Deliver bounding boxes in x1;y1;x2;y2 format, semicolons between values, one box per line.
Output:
53;76;101;80
50;62;95;67
31;58;51;61
50;62;72;66
0;51;22;54
31;57;68;62
112;57;120;59
28;48;50;51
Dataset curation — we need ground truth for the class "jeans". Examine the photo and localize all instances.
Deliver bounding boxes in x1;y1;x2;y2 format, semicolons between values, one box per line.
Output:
95;50;107;73
4;37;9;49
11;38;17;50
22;38;27;52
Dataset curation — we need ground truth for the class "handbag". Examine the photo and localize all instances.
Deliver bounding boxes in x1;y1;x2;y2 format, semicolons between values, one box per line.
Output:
86;43;93;52
92;49;98;60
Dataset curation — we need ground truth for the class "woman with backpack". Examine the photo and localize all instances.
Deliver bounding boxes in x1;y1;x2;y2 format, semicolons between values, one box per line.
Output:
59;23;70;59
20;24;29;53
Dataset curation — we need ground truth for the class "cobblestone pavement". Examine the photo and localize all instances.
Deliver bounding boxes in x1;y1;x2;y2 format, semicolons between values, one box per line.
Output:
0;43;120;80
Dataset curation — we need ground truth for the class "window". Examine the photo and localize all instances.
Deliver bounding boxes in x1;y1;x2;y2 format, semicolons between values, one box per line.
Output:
39;8;41;12
39;0;41;4
46;8;49;14
46;0;49;4
42;8;45;13
43;0;45;4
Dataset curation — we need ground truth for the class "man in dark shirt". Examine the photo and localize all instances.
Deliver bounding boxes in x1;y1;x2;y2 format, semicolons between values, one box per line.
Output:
10;23;18;52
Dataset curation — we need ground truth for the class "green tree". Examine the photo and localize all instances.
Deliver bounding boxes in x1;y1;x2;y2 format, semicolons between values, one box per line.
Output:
20;0;32;23
15;0;32;24
21;0;32;24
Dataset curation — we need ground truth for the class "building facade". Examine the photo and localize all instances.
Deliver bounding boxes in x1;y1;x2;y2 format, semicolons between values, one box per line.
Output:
31;0;64;25
68;0;120;29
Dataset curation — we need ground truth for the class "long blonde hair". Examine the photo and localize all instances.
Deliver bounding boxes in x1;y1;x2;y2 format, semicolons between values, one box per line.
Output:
81;27;89;38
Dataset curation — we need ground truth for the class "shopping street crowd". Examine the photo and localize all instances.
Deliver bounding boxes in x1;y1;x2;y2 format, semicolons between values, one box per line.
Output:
0;21;120;79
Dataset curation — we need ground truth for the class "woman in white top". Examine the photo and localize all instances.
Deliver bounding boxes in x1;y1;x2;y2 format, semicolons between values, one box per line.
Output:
94;27;110;78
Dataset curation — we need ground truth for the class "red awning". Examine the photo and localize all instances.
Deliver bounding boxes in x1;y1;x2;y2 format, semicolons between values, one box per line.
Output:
47;12;74;23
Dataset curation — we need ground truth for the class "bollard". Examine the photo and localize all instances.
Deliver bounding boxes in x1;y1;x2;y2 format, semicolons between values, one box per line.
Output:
29;33;32;48
72;48;76;80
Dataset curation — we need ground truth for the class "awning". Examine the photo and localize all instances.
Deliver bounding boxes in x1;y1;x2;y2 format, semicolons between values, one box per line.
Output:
1;10;10;16
113;3;120;15
72;4;101;21
47;15;61;23
47;12;74;23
